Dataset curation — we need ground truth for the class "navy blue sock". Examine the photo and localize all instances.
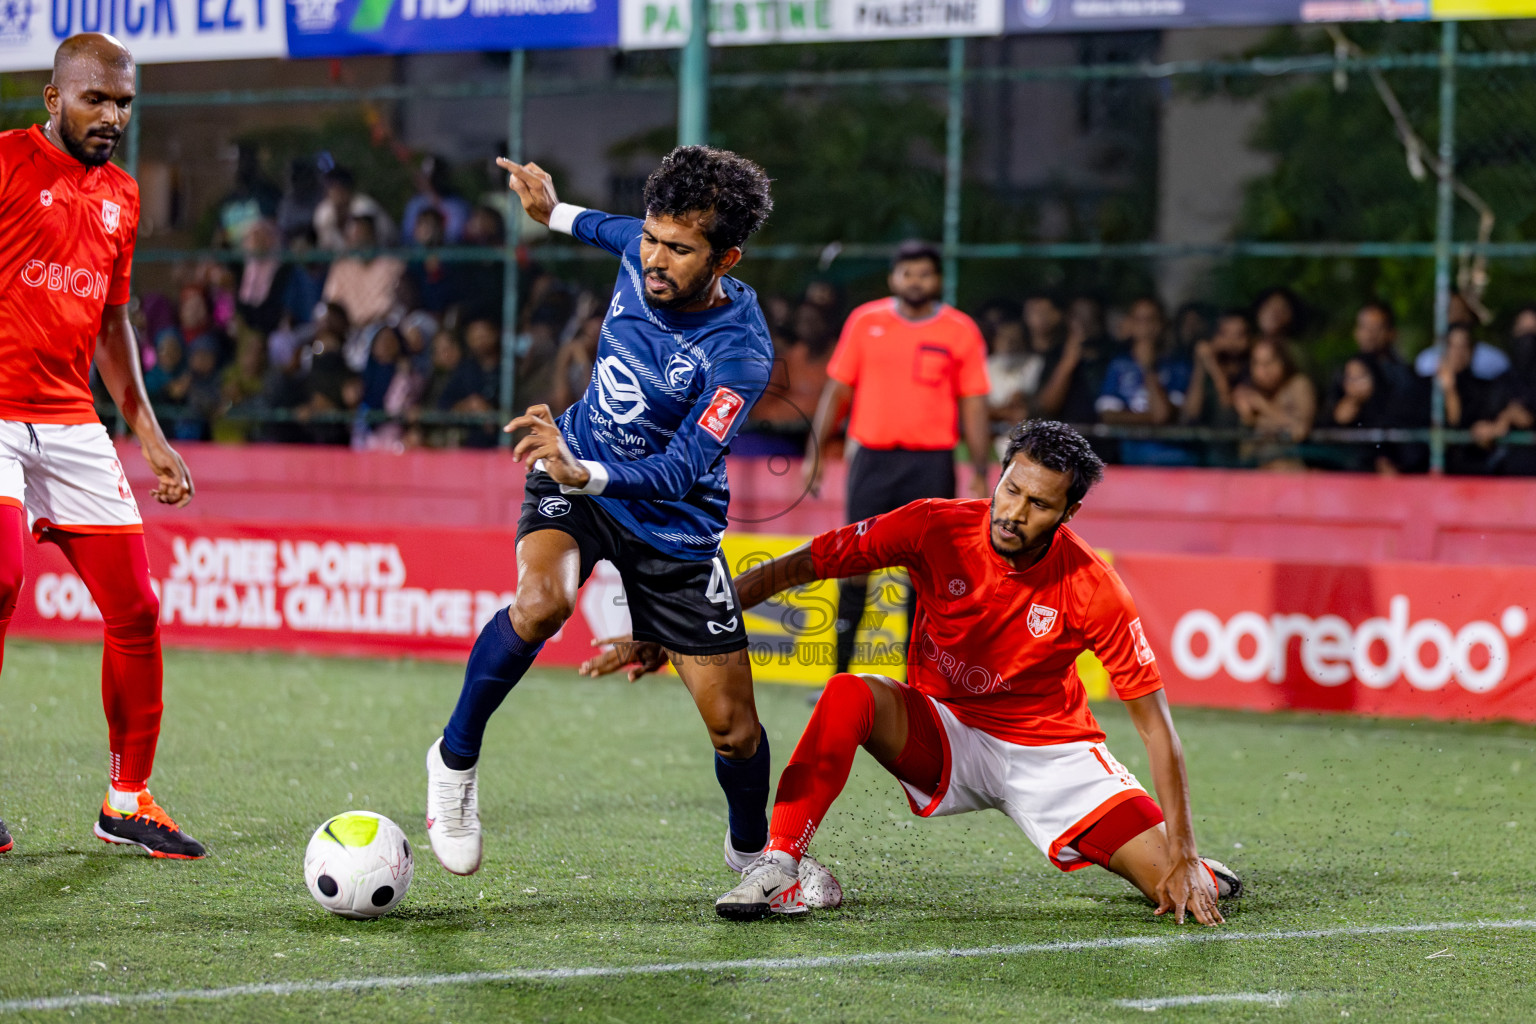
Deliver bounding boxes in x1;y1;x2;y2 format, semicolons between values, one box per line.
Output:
715;726;771;853
441;609;543;767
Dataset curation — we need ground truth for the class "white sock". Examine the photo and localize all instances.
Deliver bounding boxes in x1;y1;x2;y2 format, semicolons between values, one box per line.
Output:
107;785;144;814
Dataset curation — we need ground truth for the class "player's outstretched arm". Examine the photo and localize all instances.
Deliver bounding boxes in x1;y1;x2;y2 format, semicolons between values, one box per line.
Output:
578;545;826;681
733;545;821;610
95;303;194;508
497;160;638;258
1123;690;1222;926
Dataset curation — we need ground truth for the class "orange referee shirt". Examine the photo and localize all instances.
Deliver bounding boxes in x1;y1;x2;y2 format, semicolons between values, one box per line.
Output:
826;299;989;450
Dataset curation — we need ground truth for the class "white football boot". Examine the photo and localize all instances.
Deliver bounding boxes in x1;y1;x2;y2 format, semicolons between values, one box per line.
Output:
723;830;843;910
1200;857;1243;899
716;850;807;919
797;854;843;910
425;738;483;876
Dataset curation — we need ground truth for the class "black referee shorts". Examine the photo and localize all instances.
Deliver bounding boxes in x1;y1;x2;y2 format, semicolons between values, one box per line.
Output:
846;446;957;524
516;471;748;657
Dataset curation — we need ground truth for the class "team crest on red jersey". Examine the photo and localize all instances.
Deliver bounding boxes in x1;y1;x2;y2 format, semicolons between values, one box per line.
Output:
1026;603;1058;638
101;200;120;234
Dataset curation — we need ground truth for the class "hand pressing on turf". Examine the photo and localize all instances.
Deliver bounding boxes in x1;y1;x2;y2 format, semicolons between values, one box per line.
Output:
1154;854;1224;927
579;634;670;681
507;404;589;488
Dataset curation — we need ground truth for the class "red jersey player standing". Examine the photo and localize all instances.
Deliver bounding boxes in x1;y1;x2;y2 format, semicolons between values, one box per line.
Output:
0;34;203;859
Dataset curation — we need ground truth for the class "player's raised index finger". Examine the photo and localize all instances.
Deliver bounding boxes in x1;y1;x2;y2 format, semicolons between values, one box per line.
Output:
502;163;537;189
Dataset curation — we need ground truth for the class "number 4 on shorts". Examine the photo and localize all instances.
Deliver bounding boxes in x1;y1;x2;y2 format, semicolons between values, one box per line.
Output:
706;557;735;611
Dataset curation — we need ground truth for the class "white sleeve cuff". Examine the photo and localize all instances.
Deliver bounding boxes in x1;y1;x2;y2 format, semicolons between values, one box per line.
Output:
548;203;587;236
558;460;609;496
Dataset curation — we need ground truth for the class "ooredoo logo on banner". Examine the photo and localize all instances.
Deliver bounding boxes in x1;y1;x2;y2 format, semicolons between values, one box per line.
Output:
1111;554;1536;723
0;0;287;72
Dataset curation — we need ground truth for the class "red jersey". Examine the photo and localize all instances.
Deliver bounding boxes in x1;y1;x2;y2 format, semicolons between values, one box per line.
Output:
810;499;1163;746
0;124;139;425
826;299;989;450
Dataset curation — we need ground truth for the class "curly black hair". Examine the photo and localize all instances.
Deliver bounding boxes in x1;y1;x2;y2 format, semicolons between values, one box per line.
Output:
642;146;773;255
1001;421;1105;506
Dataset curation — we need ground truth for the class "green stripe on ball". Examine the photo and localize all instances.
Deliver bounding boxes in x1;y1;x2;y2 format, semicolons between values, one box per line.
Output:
321;812;380;847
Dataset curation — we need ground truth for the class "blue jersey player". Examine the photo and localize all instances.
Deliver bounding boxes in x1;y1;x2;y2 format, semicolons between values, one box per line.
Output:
424;147;825;894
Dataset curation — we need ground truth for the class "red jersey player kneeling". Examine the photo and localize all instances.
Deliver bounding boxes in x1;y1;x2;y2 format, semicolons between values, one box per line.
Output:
586;421;1240;925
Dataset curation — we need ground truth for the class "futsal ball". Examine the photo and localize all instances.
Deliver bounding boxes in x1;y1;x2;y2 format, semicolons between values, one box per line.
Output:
303;811;414;919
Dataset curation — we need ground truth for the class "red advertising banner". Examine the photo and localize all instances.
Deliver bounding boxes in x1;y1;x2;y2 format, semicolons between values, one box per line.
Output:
1112;554;1536;723
7;521;896;685
9;519;628;664
13;515;1536;724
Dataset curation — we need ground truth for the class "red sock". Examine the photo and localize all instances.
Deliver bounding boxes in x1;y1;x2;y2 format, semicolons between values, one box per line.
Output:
0;505;23;676
767;673;876;859
1072;794;1165;869
53;531;163;792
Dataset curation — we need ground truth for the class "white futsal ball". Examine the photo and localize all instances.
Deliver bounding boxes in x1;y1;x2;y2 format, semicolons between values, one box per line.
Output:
303;811;414;919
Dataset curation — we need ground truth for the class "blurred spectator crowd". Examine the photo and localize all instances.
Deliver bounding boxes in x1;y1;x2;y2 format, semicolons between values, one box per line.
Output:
975;287;1536;476
117;155;1536;475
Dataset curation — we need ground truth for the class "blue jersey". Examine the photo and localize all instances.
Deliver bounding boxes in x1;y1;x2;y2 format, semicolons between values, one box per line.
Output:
555;209;775;560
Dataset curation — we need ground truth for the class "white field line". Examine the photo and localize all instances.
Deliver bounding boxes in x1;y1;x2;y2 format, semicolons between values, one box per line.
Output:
1116;991;1291;1010
2;918;1532;1015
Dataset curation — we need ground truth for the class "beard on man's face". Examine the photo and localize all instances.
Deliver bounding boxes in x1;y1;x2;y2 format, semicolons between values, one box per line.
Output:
58;108;120;167
896;283;940;308
988;496;1062;559
643;261;715;310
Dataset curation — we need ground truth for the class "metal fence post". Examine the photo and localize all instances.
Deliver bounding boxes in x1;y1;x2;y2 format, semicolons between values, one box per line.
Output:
942;37;964;306
499;49;526;449
678;0;710;145
125;65;142;180
1430;20;1457;475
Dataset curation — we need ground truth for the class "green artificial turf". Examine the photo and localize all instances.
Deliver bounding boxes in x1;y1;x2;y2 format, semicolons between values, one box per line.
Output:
1;639;1534;1022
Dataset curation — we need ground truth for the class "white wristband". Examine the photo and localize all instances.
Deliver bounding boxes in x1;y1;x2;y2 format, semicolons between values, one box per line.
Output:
548;203;587;235
557;460;609;496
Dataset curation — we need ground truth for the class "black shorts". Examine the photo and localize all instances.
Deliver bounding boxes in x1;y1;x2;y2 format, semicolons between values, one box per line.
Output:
847;446;956;524
516;471;748;656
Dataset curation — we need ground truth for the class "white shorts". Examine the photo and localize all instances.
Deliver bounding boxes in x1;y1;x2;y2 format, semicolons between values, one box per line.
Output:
900;693;1152;871
0;420;143;540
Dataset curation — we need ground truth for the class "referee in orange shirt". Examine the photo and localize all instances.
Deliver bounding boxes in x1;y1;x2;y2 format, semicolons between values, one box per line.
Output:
803;240;992;675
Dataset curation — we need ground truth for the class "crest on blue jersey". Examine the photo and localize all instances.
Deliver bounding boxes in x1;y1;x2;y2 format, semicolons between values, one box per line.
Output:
596;355;647;424
664;352;697;391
